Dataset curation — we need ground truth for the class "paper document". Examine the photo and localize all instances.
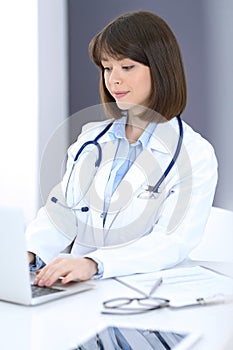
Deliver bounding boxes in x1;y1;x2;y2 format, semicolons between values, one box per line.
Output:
117;266;233;307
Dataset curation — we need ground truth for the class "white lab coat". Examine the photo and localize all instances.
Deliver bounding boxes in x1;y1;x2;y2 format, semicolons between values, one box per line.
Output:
26;117;218;278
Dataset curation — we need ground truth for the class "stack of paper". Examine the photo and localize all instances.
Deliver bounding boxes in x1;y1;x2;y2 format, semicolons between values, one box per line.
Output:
116;266;233;307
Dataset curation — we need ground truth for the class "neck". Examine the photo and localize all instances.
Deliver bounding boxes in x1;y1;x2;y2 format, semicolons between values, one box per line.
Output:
125;114;150;143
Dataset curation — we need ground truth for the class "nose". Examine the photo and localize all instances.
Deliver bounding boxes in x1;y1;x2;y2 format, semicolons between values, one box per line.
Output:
108;68;122;85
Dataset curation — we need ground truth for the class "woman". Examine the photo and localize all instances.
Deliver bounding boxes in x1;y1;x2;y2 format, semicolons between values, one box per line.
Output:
27;11;218;287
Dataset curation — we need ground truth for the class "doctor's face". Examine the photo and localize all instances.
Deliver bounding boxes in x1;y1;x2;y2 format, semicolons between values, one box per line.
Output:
101;56;152;112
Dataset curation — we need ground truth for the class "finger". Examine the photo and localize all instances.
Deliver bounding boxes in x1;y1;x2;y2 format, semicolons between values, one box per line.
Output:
61;264;94;284
61;272;76;285
43;259;76;287
34;265;53;284
42;269;61;287
34;268;53;287
34;259;65;286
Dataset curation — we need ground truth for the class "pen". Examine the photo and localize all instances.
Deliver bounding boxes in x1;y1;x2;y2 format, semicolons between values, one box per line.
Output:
114;276;163;298
148;277;163;297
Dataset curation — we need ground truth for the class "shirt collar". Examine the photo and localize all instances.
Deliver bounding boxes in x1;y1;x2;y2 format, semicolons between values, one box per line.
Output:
109;116;127;140
109;116;157;148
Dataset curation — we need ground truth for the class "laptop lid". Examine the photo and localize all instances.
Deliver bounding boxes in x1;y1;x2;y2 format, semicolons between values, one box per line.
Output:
0;206;32;304
0;206;94;305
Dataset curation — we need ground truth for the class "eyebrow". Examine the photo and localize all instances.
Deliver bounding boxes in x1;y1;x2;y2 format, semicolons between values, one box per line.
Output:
101;57;132;63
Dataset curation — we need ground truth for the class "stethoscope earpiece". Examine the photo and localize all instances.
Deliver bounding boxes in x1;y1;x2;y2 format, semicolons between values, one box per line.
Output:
50;197;89;212
51;197;58;204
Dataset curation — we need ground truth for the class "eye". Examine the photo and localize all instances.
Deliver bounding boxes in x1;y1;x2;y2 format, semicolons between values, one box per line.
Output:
122;65;134;71
102;66;112;72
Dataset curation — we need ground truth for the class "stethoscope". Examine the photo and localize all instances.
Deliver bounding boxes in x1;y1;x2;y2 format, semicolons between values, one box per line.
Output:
51;115;183;211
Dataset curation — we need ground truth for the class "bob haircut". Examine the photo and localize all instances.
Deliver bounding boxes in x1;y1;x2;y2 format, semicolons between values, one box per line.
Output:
89;11;187;121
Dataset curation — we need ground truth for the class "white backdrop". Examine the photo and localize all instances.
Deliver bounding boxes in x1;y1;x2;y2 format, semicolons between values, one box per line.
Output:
0;1;38;224
0;0;68;224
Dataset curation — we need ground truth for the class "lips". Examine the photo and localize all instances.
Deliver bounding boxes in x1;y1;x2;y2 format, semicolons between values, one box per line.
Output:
113;91;129;99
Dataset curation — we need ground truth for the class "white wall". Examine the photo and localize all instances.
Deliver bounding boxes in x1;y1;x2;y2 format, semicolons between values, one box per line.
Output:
38;0;68;210
0;1;38;224
0;1;68;224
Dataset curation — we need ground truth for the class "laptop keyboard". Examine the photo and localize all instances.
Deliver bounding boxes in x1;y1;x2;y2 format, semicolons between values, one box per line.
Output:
31;284;64;298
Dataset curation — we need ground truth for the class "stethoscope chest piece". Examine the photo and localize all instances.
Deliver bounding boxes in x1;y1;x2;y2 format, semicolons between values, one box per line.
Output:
137;185;161;199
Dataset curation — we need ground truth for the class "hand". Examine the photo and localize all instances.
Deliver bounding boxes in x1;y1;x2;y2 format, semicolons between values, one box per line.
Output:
34;257;98;287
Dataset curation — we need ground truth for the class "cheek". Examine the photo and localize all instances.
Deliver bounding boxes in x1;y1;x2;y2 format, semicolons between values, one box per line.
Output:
103;72;110;86
145;80;152;98
104;77;111;95
139;74;152;98
135;78;151;97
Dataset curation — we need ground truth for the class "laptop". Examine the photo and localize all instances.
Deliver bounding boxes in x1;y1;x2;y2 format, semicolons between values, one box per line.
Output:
0;206;94;306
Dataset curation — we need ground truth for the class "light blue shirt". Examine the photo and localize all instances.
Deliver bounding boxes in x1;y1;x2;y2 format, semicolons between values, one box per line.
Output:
102;116;156;226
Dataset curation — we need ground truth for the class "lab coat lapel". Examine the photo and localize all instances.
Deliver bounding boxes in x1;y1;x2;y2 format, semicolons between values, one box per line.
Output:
104;148;164;229
75;139;118;247
120;147;160;192
103;119;180;239
147;118;180;154
87;139;119;211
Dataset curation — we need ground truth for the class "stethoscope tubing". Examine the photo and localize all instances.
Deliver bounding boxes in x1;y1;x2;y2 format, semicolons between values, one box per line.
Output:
152;115;183;193
73;122;113;165
61;115;183;210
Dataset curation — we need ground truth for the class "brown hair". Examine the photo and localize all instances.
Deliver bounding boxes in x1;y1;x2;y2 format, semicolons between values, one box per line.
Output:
89;11;187;121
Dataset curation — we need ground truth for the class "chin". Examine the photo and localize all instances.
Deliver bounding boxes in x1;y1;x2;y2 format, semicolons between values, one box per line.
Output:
115;101;131;111
117;102;149;116
116;101;140;111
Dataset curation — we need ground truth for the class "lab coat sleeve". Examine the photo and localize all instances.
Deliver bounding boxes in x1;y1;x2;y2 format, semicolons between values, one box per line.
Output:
25;145;80;263
25;120;111;264
25;206;72;264
85;131;218;279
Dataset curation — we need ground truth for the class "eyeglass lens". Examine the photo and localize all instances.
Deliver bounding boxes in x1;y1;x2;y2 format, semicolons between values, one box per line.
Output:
103;297;169;310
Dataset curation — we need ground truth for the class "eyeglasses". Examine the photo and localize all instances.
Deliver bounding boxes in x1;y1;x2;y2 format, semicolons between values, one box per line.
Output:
102;276;168;315
102;277;233;315
102;295;170;315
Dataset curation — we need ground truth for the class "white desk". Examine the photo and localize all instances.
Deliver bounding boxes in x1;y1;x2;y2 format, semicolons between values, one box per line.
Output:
0;260;233;350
